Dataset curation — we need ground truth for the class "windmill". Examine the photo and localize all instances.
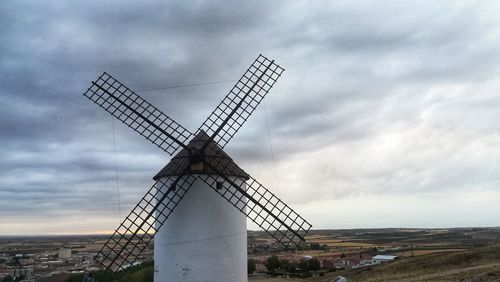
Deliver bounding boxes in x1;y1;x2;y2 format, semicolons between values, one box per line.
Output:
83;54;312;281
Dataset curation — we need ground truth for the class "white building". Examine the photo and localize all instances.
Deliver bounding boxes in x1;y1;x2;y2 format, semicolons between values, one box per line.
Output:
58;248;72;259
331;276;347;282
372;255;398;264
10;267;33;279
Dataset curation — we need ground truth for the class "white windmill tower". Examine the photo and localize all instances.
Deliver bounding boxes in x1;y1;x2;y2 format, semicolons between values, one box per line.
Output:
83;55;312;281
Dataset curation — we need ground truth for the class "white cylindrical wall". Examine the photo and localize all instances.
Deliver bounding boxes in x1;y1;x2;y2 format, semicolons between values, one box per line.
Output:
154;176;247;282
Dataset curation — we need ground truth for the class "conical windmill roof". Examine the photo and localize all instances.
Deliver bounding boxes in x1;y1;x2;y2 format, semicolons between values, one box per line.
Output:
153;131;249;180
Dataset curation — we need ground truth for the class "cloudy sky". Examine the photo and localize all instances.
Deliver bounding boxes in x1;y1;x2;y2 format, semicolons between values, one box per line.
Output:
1;1;500;235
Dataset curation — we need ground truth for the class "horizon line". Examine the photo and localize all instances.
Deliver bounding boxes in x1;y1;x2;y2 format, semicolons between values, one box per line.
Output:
1;226;499;238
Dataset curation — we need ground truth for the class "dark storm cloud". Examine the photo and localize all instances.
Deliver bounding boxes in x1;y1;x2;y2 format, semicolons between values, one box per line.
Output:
2;0;500;233
0;0;277;227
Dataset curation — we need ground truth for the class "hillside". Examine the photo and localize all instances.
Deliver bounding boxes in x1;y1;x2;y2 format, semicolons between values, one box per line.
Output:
335;244;500;282
251;244;500;282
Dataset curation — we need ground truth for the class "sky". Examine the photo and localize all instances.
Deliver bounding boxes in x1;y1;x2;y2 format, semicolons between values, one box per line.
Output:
1;0;500;235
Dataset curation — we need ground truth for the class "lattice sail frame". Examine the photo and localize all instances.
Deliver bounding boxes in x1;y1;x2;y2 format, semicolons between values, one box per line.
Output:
84;54;312;271
84;73;193;155
199;54;284;148
199;167;311;249
197;55;310;247
95;171;196;271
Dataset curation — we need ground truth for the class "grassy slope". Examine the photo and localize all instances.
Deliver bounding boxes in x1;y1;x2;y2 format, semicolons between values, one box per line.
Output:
344;244;500;282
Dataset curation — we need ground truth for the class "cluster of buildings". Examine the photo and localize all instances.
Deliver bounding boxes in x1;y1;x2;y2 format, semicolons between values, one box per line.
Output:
0;241;154;282
319;254;399;270
250;253;398;274
0;247;99;281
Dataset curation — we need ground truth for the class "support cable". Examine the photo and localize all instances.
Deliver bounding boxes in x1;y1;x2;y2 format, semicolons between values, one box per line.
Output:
112;118;122;219
263;101;278;185
137;79;238;92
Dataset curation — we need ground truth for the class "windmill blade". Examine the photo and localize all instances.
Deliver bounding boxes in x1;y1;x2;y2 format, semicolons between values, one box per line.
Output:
84;72;193;155
95;172;196;271
199;54;284;151
199;161;311;249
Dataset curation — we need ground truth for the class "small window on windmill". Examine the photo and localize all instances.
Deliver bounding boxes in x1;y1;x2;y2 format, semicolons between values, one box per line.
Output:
189;147;204;172
190;162;204;171
216;180;224;190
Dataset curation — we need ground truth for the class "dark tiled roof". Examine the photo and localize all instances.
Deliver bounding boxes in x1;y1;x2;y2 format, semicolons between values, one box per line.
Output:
153;131;249;180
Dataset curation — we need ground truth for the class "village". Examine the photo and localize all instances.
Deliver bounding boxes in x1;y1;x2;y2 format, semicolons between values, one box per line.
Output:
0;243;395;282
0;235;125;281
1;227;498;281
0;234;397;281
246;227;498;279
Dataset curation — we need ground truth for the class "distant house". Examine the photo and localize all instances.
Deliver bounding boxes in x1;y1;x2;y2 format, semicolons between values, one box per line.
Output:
10;267;33;280
319;254;373;270
320;258;335;270
360;257;373;265
372;255;398;264
335;257;359;270
58;248;72;259
331;275;347;282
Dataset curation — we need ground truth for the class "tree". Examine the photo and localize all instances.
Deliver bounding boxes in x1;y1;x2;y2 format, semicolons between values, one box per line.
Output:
310;243;326;250
0;275;13;282
309;258;320;271
288;261;298;273
247;259;256;274
298;259;308;271
298;258;320;271
64;274;84;282
1;276;24;282
280;258;290;271
92;271;115;282
6;257;20;267
265;255;280;271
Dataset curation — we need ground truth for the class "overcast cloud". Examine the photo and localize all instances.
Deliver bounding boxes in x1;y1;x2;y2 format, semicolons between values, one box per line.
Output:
1;0;500;235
